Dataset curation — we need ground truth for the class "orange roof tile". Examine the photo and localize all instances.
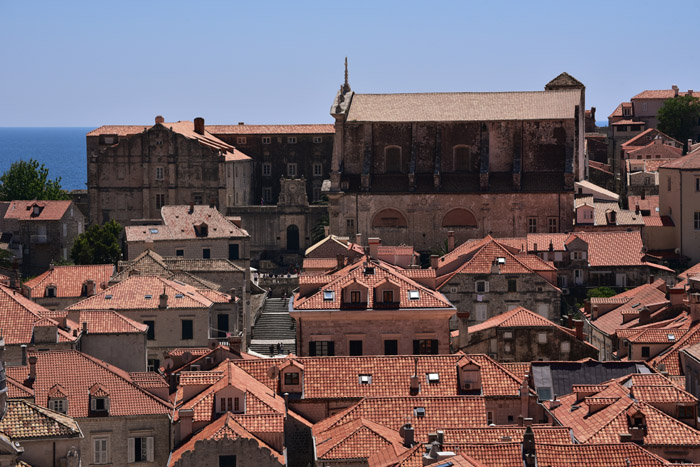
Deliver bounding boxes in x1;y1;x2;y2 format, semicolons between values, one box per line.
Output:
22;264;113;299
574;231;646;267
207;124;334;135
0;400;82;440
315;418;407;460
661;149;700;170
632;89;700;99
535;442;673;467
5;350;171;418
4;200;73;221
652;322;700;375
441;426;572;444
469;306;568;333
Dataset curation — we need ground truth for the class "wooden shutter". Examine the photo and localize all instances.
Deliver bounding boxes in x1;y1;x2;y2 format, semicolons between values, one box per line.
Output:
309;341;316;357
128;438;135;463
146;437;154;462
328;341;335;356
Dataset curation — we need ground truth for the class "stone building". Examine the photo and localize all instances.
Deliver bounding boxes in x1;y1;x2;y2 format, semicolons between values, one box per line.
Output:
208;124;335;204
21;264;114;310
0;200;85;276
87;118;251;225
292;258;455;356
455;306;598;361
325;71;586;252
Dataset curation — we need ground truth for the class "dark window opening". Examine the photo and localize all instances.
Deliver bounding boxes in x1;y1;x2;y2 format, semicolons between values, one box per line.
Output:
384;340;398;355
349;340;363;356
413;339;438;355
144;320;155;340
182;320;194;340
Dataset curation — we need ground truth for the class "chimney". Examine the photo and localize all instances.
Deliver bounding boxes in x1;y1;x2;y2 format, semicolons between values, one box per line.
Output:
155;115;164;124
619;433;633;443
635;205;640;215
20;344;27;366
227;334;242;353
491;259;500;275
688;292;700;322
648;275;655;284
689;90;694;95
522;426;536;467
641;191;646;200
238;122;245;126
430;254;439;269
592;305;599;319
447;231;455;252
194;117;205;135
368;237;381;259
523;417;533;427
573;319;583;340
400;423;415;448
423;441;440;464
28;355;37;381
179;408;194;439
82;321;88;335
584;299;591;316
188;202;194;214
323;226;330;237
336;254;345;270
436;430;444;446
159;290;168;309
410;356;420;395
639;306;650;326
355;233;362;246
673;85;679;97
86;279;97;297
607;210;617;225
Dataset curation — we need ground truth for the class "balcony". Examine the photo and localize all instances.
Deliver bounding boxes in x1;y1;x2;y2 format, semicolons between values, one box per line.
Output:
340;302;368;310
30;234;47;244
373;301;400;310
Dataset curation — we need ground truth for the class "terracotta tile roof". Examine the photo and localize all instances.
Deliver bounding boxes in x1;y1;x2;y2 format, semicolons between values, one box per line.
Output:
469;306;567;333
534;442;673;467
3;200;72;221
630;384;697;404
207;124;334;135
652;322;700;375
660;150;700;170
168;412;284;466
546;381;700;447
125;205;248;242
5;350;171;417
67;275;223;311
0;399;82;440
53;310;147;334
223;147;252;162
23;264;113;299
574;231;646;267
608;102;629;119
313;396;487;442
302;258;340;271
612;119;645;125
500;362;531;382
346;89;582;122
166;271;222;291
632;89;700;99
623;328;687;344
234;354;521;399
401;269;436;279
6;375;33;399
162;257;245;273
315;418;407;460
294;259;454;311
377;245;418;257
526;233;569;252
86;125;149;136
442;426;572;444
643;215;674;227
680;262;700;280
0;285;76;344
128;372;168;389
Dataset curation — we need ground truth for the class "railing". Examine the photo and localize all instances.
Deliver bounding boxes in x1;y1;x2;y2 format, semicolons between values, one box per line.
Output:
373;301;401;310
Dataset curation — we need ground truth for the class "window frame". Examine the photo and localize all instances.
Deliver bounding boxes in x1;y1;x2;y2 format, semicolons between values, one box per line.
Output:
155;166;164;181
181;319;194;340
262;162;272;176
284;372;300;385
93;436;110;465
155;193;166;210
287;162;297;177
313;163;323;177
527;217;537;233
287;136;297;144
262;136;271;145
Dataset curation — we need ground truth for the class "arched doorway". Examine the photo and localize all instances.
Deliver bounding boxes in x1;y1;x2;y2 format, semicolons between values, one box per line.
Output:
286;224;300;251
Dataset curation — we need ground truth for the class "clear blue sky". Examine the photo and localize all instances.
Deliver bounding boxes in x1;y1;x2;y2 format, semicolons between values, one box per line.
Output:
1;0;698;127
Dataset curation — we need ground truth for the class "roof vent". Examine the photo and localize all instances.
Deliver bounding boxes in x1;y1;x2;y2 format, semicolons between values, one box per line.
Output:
359;374;372;385
413;407;425;418
427;373;439;383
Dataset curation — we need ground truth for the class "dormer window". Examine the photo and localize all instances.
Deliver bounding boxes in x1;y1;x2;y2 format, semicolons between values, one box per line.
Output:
382;290;394;302
216;387;245;414
284;372;300;385
194;222;209;237
359;374;372;385
45;285;57;298
31;204;43;217
49;398;68;414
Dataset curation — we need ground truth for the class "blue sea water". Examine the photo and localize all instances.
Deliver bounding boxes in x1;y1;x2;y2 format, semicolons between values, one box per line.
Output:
0;127;91;191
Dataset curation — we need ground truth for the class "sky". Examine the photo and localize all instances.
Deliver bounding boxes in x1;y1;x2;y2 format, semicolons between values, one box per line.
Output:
1;0;698;127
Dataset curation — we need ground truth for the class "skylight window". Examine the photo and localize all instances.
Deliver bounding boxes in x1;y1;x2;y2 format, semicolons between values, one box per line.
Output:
496;257;506;265
408;290;420;300
427;373;439;383
323;290;334;301
668;334;676;341
104;295;113;300
631;302;641;308
144;294;153;299
359;374;372;384
175;294;184;299
149;228;159;234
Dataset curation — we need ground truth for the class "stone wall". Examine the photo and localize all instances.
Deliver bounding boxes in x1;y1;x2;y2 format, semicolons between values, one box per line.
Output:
172;437;284;467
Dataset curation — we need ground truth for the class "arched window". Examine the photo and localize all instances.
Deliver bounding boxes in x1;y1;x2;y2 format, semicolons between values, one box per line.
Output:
453;146;473;172
385;146;402;173
442;208;478;228
372;208;408;228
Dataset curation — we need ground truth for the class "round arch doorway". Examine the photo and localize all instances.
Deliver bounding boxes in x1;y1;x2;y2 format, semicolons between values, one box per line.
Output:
286;224;300;251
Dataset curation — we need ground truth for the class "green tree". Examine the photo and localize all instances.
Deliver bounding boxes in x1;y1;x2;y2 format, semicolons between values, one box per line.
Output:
0;159;70;201
658;95;700;150
310;214;329;244
71;220;122;265
586;286;617;299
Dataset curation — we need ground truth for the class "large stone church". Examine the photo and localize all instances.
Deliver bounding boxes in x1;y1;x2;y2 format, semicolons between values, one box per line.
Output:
325;69;587;252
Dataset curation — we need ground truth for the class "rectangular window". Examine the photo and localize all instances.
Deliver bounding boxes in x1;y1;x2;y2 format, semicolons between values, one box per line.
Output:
346;218;354;236
475;303;487;321
155;193;166;210
313;163;323;177
695;212;700;230
262;187;272;203
193;194;203;205
128;436;154;463
155;167;164;180
679;406;694;419
203;248;211;259
288;136;297;144
561;341;571;353
236;137;246;144
62;223;67;237
287;163;297;177
309;341;334;356
537;332;548;344
219;455;237;467
547;217;558;233
176;249;184;257
527;217;537;233
382;290;394;302
641;346;650;358
182;320;194;340
234;397;240;412
313;136;322;143
350;290;361;303
144;320;155;340
475;281;489;293
262;136;271;145
413;339;438;355
147;358;160;372
229;243;240;260
49;398;67;414
349;340;363;356
312;187;321;202
284;372;299;385
384;339;398;355
507;278;517;293
558;275;567;288
262;163;271;176
93;437;109;464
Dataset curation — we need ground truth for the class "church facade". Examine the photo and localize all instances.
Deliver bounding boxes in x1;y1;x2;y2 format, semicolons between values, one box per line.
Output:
325;70;587;252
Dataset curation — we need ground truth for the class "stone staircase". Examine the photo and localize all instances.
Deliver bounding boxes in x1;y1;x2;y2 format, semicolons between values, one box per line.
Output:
249;298;296;356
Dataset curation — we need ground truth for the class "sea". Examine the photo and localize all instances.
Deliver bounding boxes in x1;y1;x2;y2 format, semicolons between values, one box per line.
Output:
0;127;91;191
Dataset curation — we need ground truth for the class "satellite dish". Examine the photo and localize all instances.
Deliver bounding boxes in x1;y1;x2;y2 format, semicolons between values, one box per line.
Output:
267;365;280;379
